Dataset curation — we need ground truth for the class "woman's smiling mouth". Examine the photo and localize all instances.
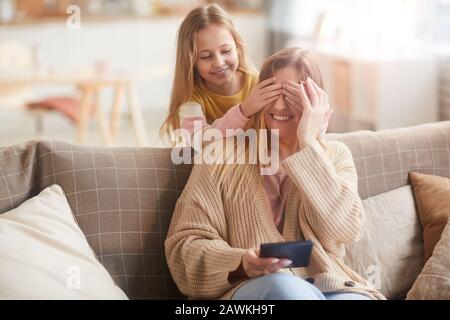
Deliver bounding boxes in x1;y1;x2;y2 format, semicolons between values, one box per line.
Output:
271;113;294;121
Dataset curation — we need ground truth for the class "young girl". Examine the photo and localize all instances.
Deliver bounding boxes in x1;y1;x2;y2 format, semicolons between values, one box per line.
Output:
160;4;284;144
165;47;384;300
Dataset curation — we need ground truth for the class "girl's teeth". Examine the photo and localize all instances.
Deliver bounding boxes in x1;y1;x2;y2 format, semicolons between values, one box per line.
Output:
216;68;228;74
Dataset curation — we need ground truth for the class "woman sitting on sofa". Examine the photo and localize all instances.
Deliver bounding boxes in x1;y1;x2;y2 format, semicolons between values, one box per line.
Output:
164;47;385;300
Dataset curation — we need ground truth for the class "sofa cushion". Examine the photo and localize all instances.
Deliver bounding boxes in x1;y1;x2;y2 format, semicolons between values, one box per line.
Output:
344;185;424;299
326;121;450;199
407;217;450;300
0;184;128;299
0;140;191;299
409;172;450;262
0;121;449;299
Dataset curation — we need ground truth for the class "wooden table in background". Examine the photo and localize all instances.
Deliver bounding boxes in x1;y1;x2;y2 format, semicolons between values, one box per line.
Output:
0;70;150;146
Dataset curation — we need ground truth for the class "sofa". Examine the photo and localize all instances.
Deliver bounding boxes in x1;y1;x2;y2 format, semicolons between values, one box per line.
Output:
0;121;449;300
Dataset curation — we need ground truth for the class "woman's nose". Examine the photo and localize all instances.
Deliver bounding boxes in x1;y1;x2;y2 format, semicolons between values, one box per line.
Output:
273;95;287;111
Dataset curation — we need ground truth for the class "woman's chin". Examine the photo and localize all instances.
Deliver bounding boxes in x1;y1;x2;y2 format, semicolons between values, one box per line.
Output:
267;123;297;135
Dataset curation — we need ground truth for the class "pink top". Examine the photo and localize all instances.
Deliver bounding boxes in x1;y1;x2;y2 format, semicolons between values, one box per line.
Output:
180;103;249;137
263;170;291;234
180;103;291;232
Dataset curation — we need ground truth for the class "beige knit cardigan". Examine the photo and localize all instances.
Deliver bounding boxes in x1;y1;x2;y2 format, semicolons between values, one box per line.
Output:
165;140;386;300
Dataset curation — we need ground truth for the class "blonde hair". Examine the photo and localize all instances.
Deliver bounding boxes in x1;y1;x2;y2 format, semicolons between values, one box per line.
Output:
213;47;326;198
258;47;323;89
160;4;254;140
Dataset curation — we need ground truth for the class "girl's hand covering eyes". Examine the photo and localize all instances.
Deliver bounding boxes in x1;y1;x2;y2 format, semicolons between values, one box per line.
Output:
240;78;282;118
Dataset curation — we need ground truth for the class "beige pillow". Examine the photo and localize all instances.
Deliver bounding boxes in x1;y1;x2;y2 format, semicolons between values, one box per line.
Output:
409;172;450;262
344;185;424;299
407;217;450;300
0;185;128;300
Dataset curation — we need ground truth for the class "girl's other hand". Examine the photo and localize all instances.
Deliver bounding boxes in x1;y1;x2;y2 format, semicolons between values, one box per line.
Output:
282;79;332;141
240;78;282;118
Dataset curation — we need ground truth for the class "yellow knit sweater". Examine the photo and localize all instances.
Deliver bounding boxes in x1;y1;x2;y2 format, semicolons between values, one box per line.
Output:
165;140;386;300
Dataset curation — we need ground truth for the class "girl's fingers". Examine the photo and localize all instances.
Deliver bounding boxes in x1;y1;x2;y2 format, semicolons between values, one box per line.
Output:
257;77;277;89
282;88;303;104
260;95;279;108
261;88;282;100
285;80;302;90
285;97;303;111
283;95;303;112
284;82;312;106
282;82;302;97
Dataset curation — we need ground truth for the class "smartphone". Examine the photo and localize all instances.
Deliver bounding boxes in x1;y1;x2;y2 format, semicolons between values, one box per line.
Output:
260;240;313;268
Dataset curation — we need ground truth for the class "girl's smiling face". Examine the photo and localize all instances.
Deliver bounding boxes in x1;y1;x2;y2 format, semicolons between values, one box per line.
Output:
263;66;304;145
195;24;239;90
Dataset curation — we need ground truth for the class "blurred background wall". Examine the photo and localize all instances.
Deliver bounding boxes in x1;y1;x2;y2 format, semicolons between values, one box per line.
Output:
0;0;449;146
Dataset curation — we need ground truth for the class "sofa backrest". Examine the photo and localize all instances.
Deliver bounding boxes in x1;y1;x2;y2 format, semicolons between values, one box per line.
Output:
327;121;450;299
0;141;192;299
326;121;450;199
0;121;449;299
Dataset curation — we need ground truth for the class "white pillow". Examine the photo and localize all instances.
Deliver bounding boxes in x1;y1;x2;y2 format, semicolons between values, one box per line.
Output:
0;185;128;300
344;185;425;299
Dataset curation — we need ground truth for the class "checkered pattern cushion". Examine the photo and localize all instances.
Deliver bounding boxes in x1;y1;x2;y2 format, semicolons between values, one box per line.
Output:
326;121;450;199
0;140;192;299
1;121;449;299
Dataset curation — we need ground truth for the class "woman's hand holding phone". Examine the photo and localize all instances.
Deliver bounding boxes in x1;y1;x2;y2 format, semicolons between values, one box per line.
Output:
240;248;292;279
